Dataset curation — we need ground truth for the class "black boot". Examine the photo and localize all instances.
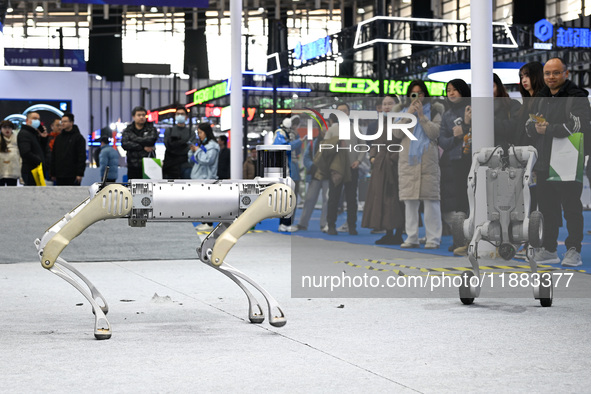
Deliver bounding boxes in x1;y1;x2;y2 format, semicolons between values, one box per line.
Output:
392;229;404;245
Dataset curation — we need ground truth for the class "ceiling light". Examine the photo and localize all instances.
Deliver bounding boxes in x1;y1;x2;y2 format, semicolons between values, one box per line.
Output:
35;5;44;12
357;8;365;14
7;6;13;12
150;7;158;12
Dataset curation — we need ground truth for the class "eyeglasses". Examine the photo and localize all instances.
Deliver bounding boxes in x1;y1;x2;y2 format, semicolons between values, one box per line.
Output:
544;71;565;77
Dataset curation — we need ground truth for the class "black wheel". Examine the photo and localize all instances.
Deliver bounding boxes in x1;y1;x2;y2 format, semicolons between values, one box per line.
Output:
452;212;467;248
459;271;475;305
539;272;553;307
529;211;543;248
540;298;552;307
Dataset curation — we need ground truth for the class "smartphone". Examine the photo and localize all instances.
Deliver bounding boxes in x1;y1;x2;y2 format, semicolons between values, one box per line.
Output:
529;114;546;123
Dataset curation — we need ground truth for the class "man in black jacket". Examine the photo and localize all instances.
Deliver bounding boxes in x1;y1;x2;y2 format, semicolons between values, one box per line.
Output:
17;111;48;186
217;135;230;179
121;106;159;180
50;113;86;185
527;57;591;267
162;106;195;179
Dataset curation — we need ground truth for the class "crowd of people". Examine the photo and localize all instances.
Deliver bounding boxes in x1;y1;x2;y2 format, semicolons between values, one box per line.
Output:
1;57;589;267
0;105;235;187
291;57;589;268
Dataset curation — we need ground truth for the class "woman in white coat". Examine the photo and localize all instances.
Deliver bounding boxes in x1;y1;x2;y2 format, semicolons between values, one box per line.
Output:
0;120;21;186
393;80;444;249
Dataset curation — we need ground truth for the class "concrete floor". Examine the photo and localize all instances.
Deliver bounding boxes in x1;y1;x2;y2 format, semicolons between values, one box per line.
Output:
2;230;590;393
2;186;590;392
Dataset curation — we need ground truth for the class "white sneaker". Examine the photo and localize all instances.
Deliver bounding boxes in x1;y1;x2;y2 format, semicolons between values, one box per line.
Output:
278;224;294;232
195;223;213;232
337;223;348;232
321;225;329;233
561;248;583;267
533;248;560;265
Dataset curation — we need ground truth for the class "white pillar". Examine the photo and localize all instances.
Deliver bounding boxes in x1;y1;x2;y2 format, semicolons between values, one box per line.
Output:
470;0;494;150
230;0;243;178
470;1;495;257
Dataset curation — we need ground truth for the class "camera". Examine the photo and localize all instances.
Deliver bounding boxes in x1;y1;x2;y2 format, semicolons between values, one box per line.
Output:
410;92;419;99
454;117;463;126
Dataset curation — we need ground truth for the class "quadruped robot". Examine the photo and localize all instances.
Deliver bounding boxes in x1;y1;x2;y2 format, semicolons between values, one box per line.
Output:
35;145;295;339
452;145;553;307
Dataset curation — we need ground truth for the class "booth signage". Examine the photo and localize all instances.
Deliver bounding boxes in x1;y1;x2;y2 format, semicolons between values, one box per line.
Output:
4;48;86;71
329;77;447;96
534;18;591;50
193;81;229;105
294;36;332;62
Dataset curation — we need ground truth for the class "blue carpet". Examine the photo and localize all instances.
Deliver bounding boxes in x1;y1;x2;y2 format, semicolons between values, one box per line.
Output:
254;208;591;271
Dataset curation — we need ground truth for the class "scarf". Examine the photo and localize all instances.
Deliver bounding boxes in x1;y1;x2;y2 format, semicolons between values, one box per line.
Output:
406;102;431;166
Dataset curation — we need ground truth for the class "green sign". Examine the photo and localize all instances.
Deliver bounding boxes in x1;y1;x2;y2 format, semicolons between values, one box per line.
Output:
329;77;447;96
193;80;229;105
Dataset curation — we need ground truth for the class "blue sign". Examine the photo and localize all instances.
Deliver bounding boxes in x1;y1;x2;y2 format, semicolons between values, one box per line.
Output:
557;27;591;48
60;0;208;7
294;37;332;62
4;48;86;71
534;19;591;49
534;19;553;42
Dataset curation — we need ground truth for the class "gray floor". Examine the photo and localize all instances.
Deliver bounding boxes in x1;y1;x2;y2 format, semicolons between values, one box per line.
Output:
2;187;590;392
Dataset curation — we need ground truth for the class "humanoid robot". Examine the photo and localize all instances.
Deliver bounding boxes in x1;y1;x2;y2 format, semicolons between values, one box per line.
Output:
35;146;296;339
452;145;553;307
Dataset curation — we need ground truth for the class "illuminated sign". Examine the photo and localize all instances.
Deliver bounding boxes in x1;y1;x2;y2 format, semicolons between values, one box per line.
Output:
147;110;158;123
294;36;332;62
205;105;256;121
534;18;591;50
193;81;229;105
328;77;447;96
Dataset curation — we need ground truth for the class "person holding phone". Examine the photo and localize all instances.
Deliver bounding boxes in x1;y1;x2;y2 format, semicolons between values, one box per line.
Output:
437;78;472;255
188;122;220;232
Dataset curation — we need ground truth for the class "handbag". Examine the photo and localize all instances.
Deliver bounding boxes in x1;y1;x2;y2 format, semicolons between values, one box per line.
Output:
31;163;46;186
142;151;162;179
547;132;584;182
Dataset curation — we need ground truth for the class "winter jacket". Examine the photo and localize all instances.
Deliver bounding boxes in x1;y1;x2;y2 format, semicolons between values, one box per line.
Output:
163;124;196;179
526;80;591;173
361;114;404;231
243;157;256;179
188;139;220;179
438;100;472;214
17;124;48;182
494;98;522;147
121;122;159;170
438;100;471;162
99;145;120;181
217;147;231;179
394;101;444;201
0;134;21;179
289;136;303;182
50;125;86;178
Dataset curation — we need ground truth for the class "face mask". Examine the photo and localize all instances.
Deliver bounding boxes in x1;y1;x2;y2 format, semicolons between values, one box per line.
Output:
175;115;186;124
31;119;41;129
